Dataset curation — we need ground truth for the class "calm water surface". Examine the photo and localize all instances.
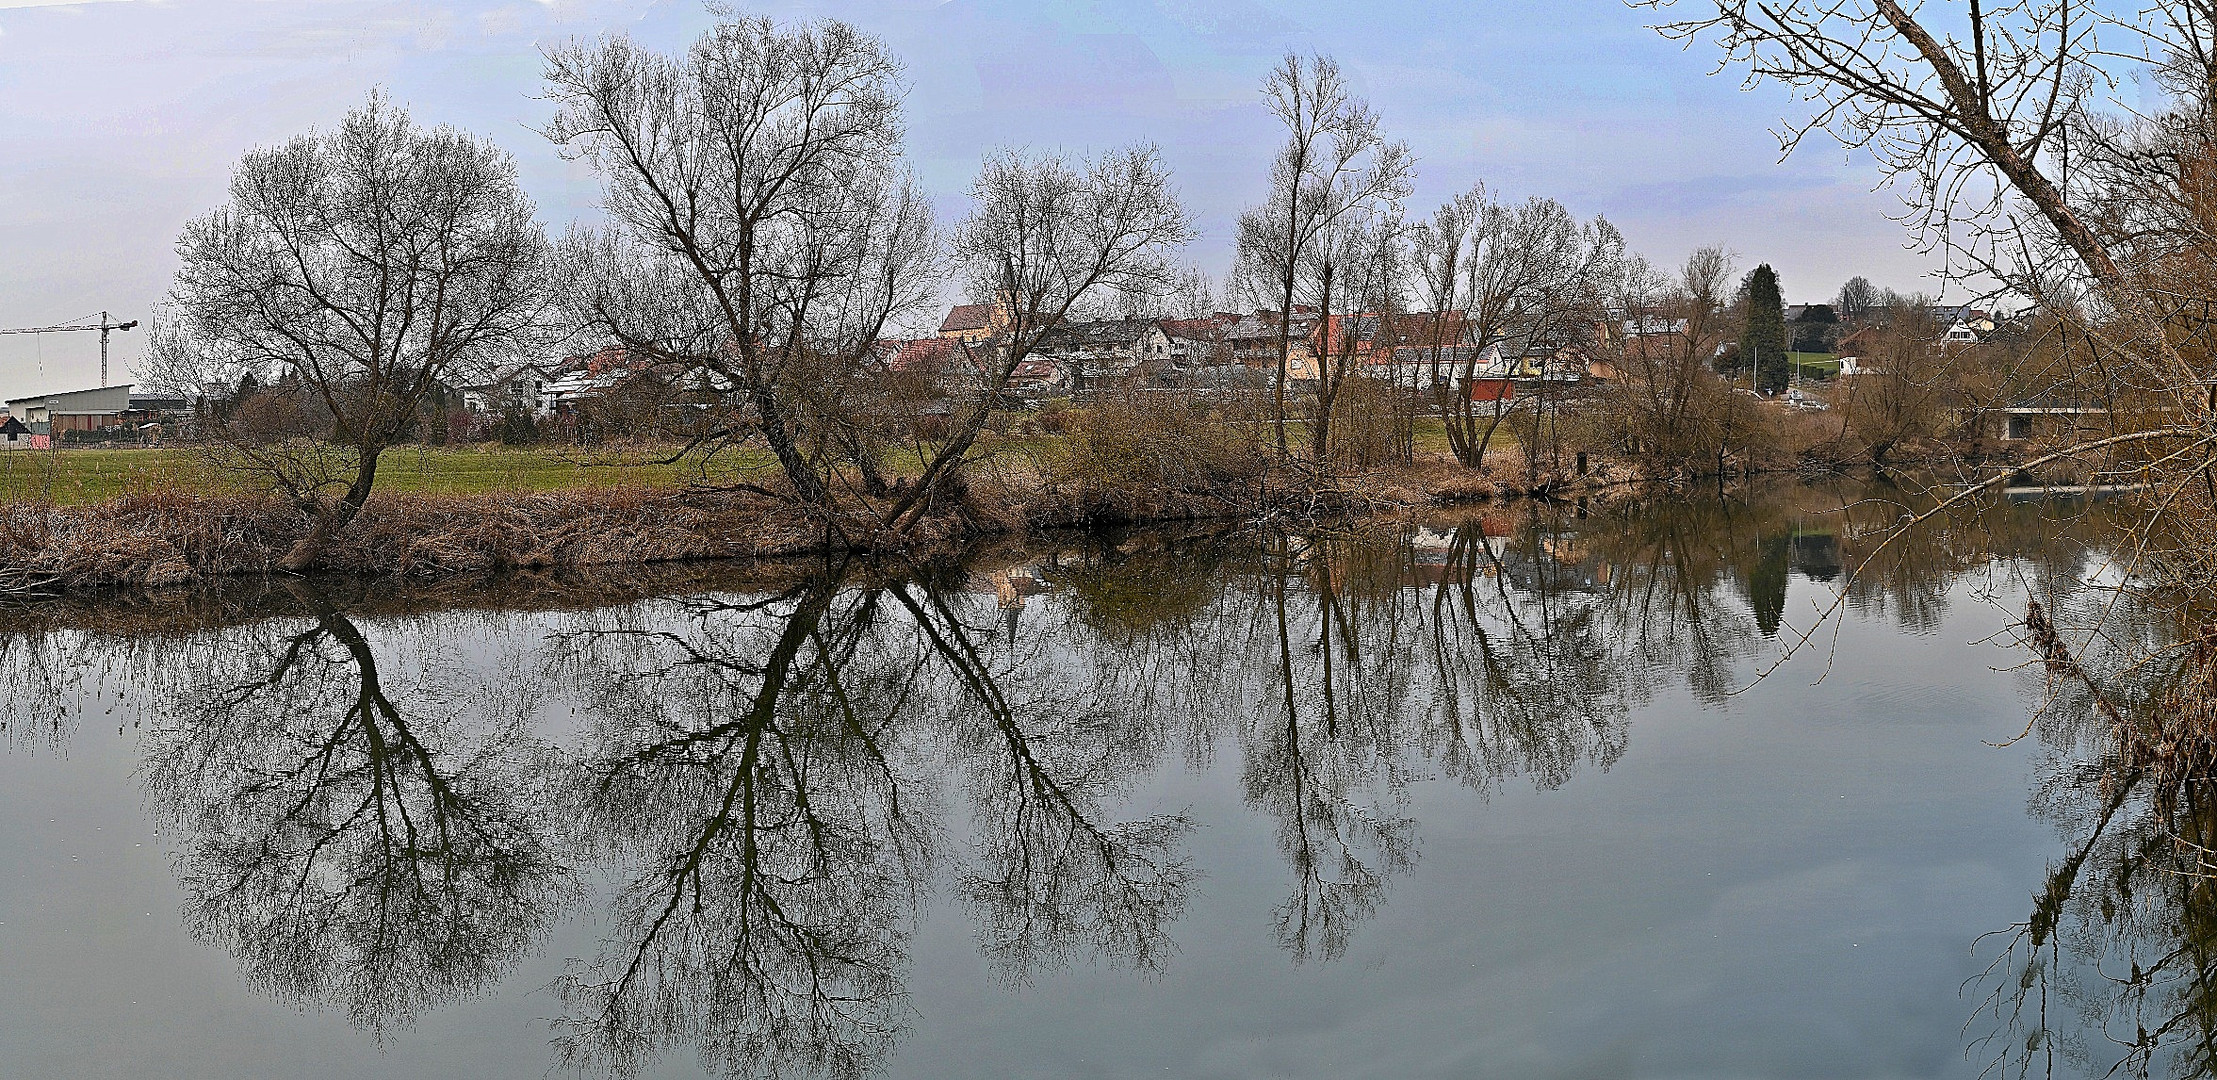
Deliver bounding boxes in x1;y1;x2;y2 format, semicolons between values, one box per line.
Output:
0;484;2176;1078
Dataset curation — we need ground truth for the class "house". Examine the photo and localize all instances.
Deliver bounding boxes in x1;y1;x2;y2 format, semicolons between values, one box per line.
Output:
1224;310;1321;381
462;362;554;419
938;299;1011;343
0;416;30;449
1993;393;2109;440
534;346;737;420
1004;356;1072;397
889;336;1074;398
4;384;134;435
1373;343;1512;391
1621;315;1689;339
1031;318;1171;392
1156;315;1238;369
886;336;966;373
1315;310;1474;363
1833;326;1882;359
124;394;188;422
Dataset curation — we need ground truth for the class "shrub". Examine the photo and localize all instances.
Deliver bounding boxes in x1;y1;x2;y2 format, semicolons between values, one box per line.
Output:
496;403;540;446
1042;390;1269;520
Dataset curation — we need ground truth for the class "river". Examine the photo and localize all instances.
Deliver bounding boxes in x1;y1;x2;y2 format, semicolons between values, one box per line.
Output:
0;481;2182;1079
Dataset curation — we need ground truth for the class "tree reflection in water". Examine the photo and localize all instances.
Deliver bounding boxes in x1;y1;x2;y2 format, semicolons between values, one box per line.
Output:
8;481;2169;1078
1967;590;2217;1080
543;576;928;1079
139;586;572;1038
541;565;1193;1079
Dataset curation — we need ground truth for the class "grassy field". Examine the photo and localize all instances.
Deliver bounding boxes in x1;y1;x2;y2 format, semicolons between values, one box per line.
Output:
0;415;1495;508
0;446;720;507
1788;352;1842;379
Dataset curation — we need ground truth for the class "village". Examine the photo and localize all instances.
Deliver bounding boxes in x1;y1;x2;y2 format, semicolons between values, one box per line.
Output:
0;291;2051;454
18;0;2217;1076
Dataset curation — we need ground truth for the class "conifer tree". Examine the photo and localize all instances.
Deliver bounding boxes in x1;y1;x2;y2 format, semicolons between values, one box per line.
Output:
1743;264;1787;393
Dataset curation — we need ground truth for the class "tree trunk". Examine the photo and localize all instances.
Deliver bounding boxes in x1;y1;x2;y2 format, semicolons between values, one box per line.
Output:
280;444;383;572
752;384;831;509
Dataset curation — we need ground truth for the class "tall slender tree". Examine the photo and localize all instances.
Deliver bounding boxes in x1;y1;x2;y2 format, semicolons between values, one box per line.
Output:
1234;53;1413;462
1742;264;1788;393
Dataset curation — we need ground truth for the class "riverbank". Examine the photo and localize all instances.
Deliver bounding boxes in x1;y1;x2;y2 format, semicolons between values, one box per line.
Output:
0;445;1664;589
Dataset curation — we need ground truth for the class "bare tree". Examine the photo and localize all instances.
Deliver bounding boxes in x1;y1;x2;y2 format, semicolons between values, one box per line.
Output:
151;92;548;569
1837;298;1966;463
1235;53;1414;461
882;146;1192;531
1589;247;1756;475
1642;0;2206;412
542;15;938;518
1304;208;1407;466
1833;274;1882;323
1115;262;1218;322
1409;189;1622;469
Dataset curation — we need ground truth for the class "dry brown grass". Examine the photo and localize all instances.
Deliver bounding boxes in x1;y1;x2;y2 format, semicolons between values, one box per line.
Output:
0;487;834;587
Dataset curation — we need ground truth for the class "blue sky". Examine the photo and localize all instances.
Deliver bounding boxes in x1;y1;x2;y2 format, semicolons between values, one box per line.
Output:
0;0;1946;390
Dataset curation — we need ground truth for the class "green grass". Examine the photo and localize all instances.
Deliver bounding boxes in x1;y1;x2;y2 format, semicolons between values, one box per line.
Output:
0;445;732;507
1789;352;1842;379
0;415;1501;508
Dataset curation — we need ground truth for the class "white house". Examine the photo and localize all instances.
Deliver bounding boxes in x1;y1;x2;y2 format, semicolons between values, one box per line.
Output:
461;362;554;419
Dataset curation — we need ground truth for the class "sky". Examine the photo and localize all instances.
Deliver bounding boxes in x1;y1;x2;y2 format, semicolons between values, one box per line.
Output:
0;0;1954;394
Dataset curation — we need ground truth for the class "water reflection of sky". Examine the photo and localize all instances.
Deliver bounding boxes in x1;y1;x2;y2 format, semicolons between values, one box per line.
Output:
0;492;2112;1078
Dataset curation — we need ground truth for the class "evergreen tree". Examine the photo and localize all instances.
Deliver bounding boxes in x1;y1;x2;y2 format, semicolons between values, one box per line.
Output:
1748;530;1792;637
497;402;539;446
1743;264;1788;393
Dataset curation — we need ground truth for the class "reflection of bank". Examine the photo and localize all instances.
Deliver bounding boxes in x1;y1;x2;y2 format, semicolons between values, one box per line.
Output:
1495;530;1613;594
1407;521;1508;586
1406;518;1619;592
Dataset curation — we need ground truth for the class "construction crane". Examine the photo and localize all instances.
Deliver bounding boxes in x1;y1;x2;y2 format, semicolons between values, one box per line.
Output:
0;311;138;388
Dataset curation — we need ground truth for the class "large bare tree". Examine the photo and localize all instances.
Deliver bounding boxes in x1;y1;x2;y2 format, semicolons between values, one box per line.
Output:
882;146;1192;531
1235;53;1414;461
542;15;937;518
1643;0;2209;418
153;92;548;569
1409;189;1622;469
